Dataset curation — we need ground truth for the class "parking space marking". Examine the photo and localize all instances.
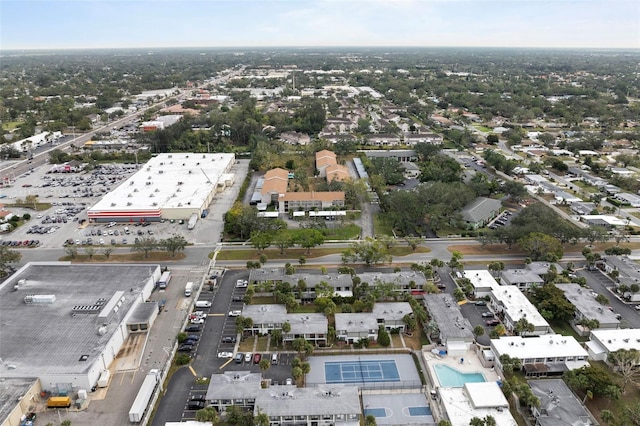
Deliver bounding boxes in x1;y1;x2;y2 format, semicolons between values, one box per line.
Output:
219;358;233;369
209;313;225;317
188;366;198;377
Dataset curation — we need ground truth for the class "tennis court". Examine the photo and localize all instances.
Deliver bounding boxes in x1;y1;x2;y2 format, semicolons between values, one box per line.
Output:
325;359;400;384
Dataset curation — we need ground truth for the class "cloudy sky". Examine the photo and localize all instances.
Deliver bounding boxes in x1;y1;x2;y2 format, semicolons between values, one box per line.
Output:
2;0;638;50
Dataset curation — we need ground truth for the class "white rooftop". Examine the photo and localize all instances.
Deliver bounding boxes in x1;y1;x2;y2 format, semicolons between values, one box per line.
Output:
439;387;517;426
590;329;640;352
556;284;620;325
464;382;509;409
463;270;500;290
89;153;234;214
580;215;627;226
491;286;549;328
491;334;588;360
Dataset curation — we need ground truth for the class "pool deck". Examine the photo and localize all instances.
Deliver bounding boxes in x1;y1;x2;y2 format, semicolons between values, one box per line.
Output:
422;348;500;389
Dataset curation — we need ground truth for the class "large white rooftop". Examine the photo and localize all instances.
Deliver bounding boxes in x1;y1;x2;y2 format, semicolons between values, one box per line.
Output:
491;286;549;328
88;153;234;214
491;334;588;360
463;270;500;291
439;386;517;426
589;329;640;352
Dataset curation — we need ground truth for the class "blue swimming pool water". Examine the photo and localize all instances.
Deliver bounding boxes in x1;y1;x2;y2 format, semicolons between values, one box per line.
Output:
364;408;387;417
408;406;432;416
433;364;486;387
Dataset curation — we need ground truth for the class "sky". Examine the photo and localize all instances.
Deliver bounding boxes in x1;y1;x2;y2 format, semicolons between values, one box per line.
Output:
1;0;639;50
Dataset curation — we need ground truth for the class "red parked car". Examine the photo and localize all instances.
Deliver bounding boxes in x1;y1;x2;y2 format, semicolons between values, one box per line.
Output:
253;353;262;364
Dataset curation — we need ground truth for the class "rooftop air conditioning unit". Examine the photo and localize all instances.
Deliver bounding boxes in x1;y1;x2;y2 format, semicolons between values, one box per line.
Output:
127;202;132;206
110;203;116;207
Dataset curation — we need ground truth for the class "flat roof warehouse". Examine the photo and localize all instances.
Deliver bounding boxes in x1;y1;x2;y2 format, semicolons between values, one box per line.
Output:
88;153;235;222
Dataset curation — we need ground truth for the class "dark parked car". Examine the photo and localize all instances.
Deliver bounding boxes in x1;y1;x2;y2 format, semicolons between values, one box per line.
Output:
232;295;244;302
475;300;487;306
186;335;200;341
190;394;206;401
481;312;494;318
222;336;236;344
187;401;206;410
177;345;193;352
185;325;201;333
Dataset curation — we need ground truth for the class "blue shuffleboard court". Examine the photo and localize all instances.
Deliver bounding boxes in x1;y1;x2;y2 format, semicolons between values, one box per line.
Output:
364;408;388;418
325;359;400;384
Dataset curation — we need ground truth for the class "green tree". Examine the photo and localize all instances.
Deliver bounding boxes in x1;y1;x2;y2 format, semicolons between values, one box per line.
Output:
64;246;78;259
195;407;219;424
160;234;187;257
131;236;157;258
250;230;272;252
377;326;391;347
259;358;270;372
365;414;377;426
0;246;22;277
295;229;325;254
342;237;392;266
531;283;575;322
607;349;640;393
84;246;95;259
273;229;295;254
473;325;485;340
513;317;535;336
518;232;563;261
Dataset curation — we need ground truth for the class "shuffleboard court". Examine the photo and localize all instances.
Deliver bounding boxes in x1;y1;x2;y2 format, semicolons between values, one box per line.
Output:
325;359;400;384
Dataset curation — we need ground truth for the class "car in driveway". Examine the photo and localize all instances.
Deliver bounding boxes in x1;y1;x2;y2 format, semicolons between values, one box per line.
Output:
253;353;262;364
486;319;500;326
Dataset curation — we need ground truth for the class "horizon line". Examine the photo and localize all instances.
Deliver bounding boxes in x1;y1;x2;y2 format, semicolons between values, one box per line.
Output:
2;45;639;52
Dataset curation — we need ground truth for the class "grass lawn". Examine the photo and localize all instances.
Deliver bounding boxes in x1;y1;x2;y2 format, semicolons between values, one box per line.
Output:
255;336;269;351
60;252;186;262
573;180;599;194
472;124;492;133
549;320;587;342
238;335;256;352
321;223;360;240
216;245;428;262
2;121;23;131
9;202;52;211
451;242;640;257
373;216;393;236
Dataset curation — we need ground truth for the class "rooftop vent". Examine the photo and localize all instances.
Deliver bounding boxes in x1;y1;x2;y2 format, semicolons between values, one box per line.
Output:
127;202;132;206
24;294;56;304
110;203;116;207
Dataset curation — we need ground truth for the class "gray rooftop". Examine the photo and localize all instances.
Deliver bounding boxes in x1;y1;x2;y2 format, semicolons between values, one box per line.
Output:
335;313;379;333
460;197;502;223
372;302;413;321
602;255;640;287
0;263;159;378
423;294;474;341
528;379;593;426
0;378;37;422
243;305;328;335
501;269;545;285
525;262;564;276
556;284;620;325
206;371;262;400
255;385;360;417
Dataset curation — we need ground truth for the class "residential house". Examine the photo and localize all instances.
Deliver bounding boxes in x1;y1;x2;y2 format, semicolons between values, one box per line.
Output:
459;197;502;230
315;150;338;177
363;149;417;162
278;191;345;213
614;192;640;207
490;286;551;336
570;202;597;216
585;329;640;364
365;134;402;147
280;131;311;145
556;283;620;335
242;305;328;345
371;302;413;332
596;255;640;302
437;382;516;426
500;269;545;291
335;313;379;343
261;168;289;204
404;133;443;146
423;293;475;355
528;379;595;426
580;215;626;229
325;164;350;182
491;334;589;377
463;270;500;298
205;371;262;412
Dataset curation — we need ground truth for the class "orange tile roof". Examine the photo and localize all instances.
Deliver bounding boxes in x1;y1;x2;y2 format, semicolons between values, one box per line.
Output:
315;150;337;169
281;191;345;202
262;168;289;195
326;164;350;182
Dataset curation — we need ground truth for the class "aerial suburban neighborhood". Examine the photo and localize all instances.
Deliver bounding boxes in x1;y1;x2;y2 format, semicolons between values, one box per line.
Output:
0;44;639;426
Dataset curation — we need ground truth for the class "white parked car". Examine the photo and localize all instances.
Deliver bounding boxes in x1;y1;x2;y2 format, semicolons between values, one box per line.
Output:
244;352;252;363
228;310;241;317
217;351;233;359
236;279;248;288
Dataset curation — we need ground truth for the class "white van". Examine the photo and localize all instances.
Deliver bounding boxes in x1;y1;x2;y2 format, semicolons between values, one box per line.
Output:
184;282;193;297
195;300;211;308
271;353;278;365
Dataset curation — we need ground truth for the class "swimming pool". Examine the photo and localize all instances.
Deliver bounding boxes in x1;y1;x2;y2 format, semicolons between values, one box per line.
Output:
433;364;486;387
